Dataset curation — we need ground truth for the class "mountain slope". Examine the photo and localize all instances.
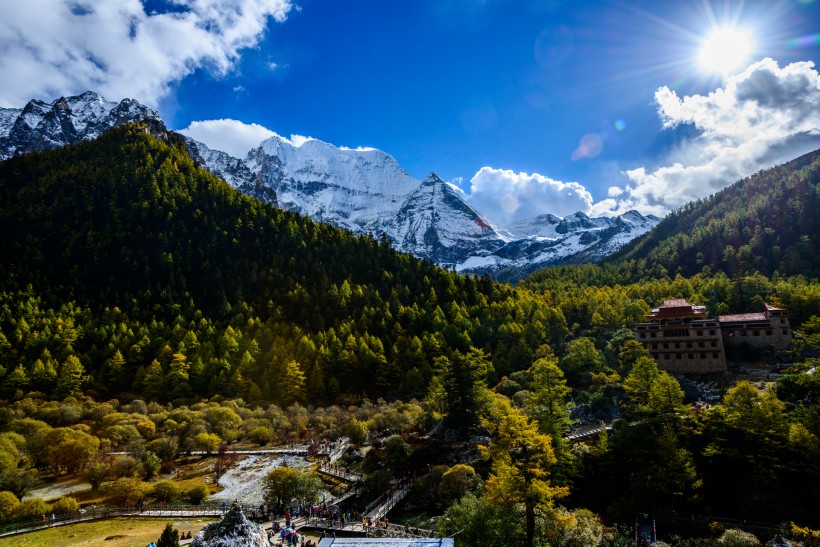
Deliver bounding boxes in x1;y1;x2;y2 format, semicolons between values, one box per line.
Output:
0;121;443;319
604;148;820;279
241;135;507;266
458;209;660;280
0;91;659;274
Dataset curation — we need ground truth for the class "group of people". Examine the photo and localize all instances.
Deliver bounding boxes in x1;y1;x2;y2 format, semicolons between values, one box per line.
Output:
270;524;305;546
143;530;193;547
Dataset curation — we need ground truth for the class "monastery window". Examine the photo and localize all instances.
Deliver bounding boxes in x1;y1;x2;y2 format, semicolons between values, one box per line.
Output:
783;329;789;335
674;342;680;349
699;341;705;348
710;330;716;335
740;331;746;336
780;318;786;324
688;353;694;359
712;352;719;358
676;353;682;359
639;332;646;338
663;343;669;349
700;352;707;359
665;354;670;360
686;342;692;348
650;332;656;338
710;340;717;347
697;330;703;336
753;330;759;336
766;330;772;336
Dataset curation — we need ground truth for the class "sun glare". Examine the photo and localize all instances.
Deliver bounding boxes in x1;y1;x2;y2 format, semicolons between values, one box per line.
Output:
698;27;753;75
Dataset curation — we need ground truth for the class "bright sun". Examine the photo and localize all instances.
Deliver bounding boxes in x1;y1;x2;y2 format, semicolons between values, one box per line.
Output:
698;27;753;75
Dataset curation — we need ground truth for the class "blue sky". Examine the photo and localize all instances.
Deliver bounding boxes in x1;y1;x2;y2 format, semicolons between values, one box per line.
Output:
2;0;820;221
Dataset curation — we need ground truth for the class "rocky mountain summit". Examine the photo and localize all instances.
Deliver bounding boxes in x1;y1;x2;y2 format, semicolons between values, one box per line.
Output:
0;92;660;278
0;91;159;160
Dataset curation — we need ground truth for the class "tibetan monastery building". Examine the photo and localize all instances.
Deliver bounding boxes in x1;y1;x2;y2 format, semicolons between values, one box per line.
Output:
634;299;792;374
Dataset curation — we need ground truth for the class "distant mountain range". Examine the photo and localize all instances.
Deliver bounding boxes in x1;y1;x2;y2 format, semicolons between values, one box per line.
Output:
0;92;660;277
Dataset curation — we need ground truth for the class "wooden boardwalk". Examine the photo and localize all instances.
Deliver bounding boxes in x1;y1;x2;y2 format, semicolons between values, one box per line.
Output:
317;463;363;484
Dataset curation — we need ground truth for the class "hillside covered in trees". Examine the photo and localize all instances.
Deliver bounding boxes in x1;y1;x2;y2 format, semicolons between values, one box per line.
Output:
2;123;820;408
1;124;820;544
0;122;570;406
603;148;820;280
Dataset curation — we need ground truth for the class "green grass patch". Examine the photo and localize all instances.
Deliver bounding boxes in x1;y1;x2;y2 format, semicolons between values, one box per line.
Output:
0;517;218;547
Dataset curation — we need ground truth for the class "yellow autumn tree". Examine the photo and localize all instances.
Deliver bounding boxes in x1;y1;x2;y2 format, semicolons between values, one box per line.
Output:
480;394;569;547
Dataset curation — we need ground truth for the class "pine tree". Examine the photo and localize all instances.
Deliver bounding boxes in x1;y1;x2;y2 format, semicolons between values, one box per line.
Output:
56;356;85;397
156;523;180;547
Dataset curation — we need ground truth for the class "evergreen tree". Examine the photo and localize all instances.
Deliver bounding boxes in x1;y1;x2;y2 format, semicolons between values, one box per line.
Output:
56;356;85;398
437;348;492;435
156;523;180;547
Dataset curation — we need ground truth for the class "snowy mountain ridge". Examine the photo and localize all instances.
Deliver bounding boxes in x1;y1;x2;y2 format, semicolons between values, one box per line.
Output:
0;92;661;278
0;91;159;160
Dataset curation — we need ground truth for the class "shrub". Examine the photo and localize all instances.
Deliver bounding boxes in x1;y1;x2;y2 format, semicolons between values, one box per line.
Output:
0;491;20;522
186;483;209;505
718;529;761;547
111;455;140;478
105;477;151;507
152;481;180;503
50;496;80;514
17;498;49;521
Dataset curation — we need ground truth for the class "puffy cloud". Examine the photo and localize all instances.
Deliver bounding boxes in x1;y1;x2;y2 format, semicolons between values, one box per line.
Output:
178;118;277;157
465;166;593;226
0;0;292;107
597;58;820;216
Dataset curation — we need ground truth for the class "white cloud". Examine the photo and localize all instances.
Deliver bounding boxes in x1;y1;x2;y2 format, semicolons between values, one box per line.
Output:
179;118;276;157
465;166;593;226
596;58;820;216
179;118;325;156
0;0;293;107
288;134;314;147
339;145;378;152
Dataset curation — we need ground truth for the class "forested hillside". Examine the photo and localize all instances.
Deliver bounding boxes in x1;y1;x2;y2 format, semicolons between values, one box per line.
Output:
0;122;568;405
2;123;820;409
604;148;820;280
2;124;820;540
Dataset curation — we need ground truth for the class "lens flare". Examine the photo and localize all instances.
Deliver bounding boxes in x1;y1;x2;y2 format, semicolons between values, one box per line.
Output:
571;133;604;161
698;27;753;75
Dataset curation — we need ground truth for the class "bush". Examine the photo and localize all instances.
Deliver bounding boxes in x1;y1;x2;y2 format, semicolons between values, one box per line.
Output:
437;464;479;507
105;477;151;507
152;481;180;503
111;455;140;478
344;420;369;445
142;452;162;480
718;529;761;547
249;426;274;446
186;483;209;505
83;461;110;491
17;498;49;521
0;491;20;522
50;496;80;514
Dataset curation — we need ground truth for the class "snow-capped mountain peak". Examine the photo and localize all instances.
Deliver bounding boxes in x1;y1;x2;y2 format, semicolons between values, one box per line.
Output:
0;91;662;280
0;91;160;161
